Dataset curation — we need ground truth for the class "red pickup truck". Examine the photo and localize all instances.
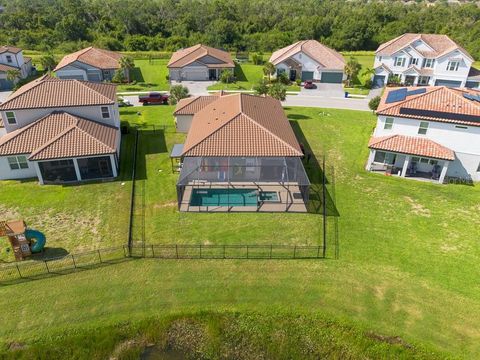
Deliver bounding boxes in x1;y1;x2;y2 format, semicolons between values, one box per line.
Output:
138;92;169;105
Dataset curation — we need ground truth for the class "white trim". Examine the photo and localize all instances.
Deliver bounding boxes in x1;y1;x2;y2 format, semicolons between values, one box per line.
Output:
73;159;82;181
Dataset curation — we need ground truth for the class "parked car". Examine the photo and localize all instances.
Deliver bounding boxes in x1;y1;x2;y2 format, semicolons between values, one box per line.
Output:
303;80;317;89
118;98;133;107
138;92;169;105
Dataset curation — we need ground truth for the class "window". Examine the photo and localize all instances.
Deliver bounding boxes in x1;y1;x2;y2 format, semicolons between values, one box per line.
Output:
101;106;110;119
378;56;382;62
411;58;419;66
5;111;16;124
418;76;430;86
394;57;406;67
7;156;28;170
420;158;429;164
411;157;420;163
418;121;429;135
374;151;396;165
6;55;12;63
424;59;434;68
447;61;459;71
384;117;394;130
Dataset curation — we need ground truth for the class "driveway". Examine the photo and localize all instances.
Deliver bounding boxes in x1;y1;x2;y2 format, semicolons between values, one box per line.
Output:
170;80;215;95
301;83;345;97
284;92;370;111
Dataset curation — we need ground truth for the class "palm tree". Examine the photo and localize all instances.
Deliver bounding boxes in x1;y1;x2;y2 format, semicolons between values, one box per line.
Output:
119;56;135;83
6;69;20;84
344;57;361;87
263;62;276;82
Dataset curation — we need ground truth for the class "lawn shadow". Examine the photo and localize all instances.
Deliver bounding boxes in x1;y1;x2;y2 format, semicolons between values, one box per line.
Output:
30;247;69;260
290;121;339;218
288;114;312;120
130;67;145;83
135;129;168;181
234;63;247;82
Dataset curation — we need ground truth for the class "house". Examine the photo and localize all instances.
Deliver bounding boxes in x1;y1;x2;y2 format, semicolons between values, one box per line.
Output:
0;46;33;90
167;44;235;81
54;47;125;82
269;40;345;83
175;93;310;212
366;86;480;183
0;75;121;184
373;33;479;88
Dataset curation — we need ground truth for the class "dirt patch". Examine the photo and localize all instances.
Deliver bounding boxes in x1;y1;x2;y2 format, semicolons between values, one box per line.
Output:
110;339;145;360
0;205;22;220
366;332;413;349
154;201;177;209
167;319;208;359
8;341;27;351
404;196;431;217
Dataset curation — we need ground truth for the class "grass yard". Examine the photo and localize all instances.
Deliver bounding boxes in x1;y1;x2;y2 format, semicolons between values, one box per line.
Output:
117;59;170;92
1;105;480;358
342;53;375;95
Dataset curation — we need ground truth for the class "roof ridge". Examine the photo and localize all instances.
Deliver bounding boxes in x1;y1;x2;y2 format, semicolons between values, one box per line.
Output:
377;87;443;114
169;44;203;67
74;120;116;151
28;121;77;160
76;80;116;103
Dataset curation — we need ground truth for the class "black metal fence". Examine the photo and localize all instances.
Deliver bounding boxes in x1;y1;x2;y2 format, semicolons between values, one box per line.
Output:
0;243;324;284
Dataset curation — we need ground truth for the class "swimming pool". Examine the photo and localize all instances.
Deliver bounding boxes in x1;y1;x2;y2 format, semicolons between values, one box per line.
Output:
190;189;258;206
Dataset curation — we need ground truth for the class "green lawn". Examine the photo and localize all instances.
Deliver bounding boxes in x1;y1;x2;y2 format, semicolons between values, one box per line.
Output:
1;106;480;358
342;53;375;95
117;59;170;92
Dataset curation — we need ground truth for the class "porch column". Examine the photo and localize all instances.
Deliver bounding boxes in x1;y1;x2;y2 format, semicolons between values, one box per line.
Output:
438;161;449;184
401;155;411;177
34;162;44;185
111;155;118;178
73;158;82;182
366;149;376;171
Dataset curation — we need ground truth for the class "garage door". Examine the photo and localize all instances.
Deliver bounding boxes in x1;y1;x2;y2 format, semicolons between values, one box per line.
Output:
320;72;343;83
434;79;462;87
0;79;14;90
59;75;85;80
372;75;385;88
183;70;207;81
466;81;480;89
301;71;314;81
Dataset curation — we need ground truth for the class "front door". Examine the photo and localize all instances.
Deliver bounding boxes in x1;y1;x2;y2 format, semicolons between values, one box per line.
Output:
209;69;217;80
404;75;416;86
289;69;297;81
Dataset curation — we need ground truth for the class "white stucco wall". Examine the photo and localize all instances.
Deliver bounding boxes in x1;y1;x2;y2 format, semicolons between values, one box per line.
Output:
0;155;38;180
175;114;193;133
2;104;119;133
374;115;480;181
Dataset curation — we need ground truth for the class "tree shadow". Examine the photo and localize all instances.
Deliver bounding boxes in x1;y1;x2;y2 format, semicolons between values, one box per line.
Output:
288;114;311;120
30;247;69;260
130;67;145;83
234;63;247;82
290;120;339;218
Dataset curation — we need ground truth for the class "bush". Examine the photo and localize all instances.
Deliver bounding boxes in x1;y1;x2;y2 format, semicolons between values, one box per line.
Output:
368;96;381;111
251;53;264;65
268;83;287;101
253;79;269;95
364;79;373;90
111;69;126;83
276;72;290;85
169;85;190;105
295;78;301;86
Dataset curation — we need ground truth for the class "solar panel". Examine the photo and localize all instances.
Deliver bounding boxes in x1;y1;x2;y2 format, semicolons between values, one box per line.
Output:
463;93;480;103
385;88;408;104
406;88;427;97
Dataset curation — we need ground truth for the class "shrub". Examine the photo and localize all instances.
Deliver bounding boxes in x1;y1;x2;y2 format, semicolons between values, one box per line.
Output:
111;69;126;83
252;53;264;65
169;85;190;105
253;79;269;95
368;96;381;111
276;72;290;85
220;69;235;84
364;78;373;90
268;83;287;101
295;78;301;86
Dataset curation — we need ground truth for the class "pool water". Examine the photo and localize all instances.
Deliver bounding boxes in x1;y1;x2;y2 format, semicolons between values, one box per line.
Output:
190;188;258;206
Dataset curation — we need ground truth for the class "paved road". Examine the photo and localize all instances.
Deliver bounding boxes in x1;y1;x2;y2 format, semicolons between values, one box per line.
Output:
283;94;370;111
170;80;215;95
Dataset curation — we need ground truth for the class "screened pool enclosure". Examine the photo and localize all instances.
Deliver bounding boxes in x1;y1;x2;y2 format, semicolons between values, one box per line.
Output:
177;157;310;212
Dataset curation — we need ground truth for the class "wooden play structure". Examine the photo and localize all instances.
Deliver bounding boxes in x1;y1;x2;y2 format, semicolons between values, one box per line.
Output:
0;220;46;261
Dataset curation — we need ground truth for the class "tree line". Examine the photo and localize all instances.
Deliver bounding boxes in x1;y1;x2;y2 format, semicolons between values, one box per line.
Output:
1;0;479;58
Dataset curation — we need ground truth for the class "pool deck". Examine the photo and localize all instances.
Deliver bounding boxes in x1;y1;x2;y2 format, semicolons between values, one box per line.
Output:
179;182;308;213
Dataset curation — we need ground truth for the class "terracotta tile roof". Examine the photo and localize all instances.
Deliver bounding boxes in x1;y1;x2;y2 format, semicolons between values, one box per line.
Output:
182;93;303;157
0;46;22;54
377;86;480;126
269;40;345;70
0;112;118;160
54;47;123;71
0;63;19;72
369;135;455;161
376;33;473;61
0;75;116;110
174;93;223;115
167;44;235;69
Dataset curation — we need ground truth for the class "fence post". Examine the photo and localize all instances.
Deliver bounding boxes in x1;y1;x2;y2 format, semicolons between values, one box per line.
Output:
270;244;273;259
16;263;22;278
123;245;127;258
199;244;202;259
97;250;102;263
175;244;179;259
246;245;249;259
44;260;50;273
151;244;155;258
223;245;226;259
293;245;297;259
71;254;77;269
317;246;321;258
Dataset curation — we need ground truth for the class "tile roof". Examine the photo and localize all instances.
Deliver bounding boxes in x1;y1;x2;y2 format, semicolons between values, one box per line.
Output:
54;47;123;71
0;46;22;54
182;93;303;157
174;93;223;115
269;40;345;70
369;135;455;161
167;44;235;69
376;33;473;61
0;63;19;72
0;111;118;160
377;86;480;126
0;75;116;110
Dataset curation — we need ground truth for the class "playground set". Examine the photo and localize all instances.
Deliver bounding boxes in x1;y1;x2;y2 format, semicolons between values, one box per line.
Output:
0;220;46;261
